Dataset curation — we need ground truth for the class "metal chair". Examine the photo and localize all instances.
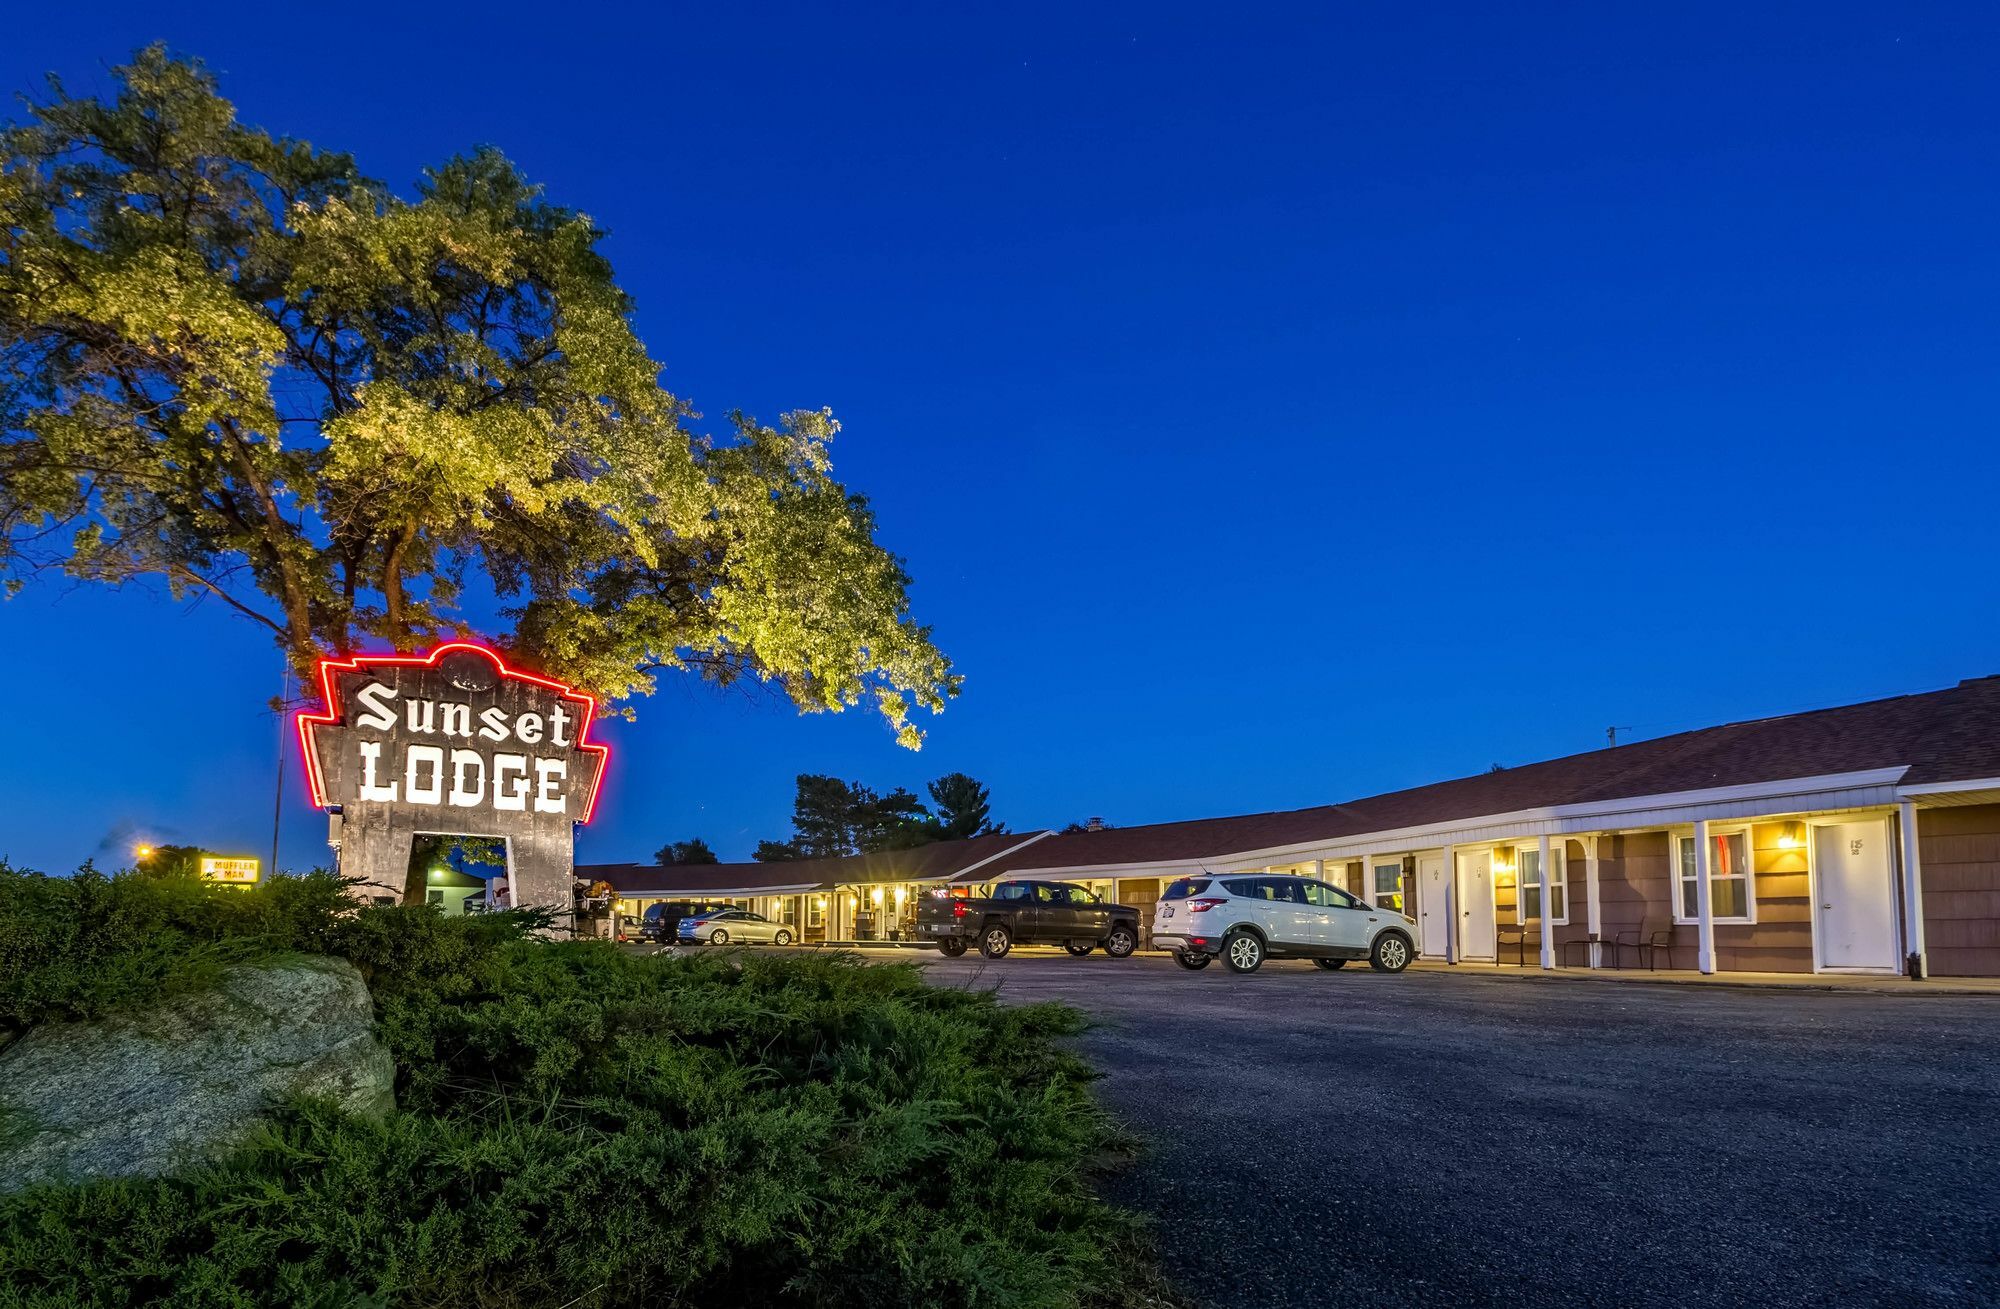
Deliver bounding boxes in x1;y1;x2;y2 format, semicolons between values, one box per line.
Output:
1614;923;1675;970
1561;933;1611;968
1496;925;1541;967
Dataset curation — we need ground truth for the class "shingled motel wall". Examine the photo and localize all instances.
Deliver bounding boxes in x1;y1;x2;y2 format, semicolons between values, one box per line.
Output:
1920;803;2000;977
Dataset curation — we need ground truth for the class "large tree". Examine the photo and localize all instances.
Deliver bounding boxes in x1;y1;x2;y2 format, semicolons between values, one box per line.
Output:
654;838;719;866
753;770;1005;859
925;772;1002;841
0;49;955;742
754;773;930;860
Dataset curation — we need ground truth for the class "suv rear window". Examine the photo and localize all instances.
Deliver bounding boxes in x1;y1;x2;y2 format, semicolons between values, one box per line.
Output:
1162;878;1212;900
1223;877;1302;902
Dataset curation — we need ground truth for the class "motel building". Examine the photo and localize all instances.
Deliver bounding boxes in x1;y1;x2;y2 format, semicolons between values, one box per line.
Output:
586;676;2000;979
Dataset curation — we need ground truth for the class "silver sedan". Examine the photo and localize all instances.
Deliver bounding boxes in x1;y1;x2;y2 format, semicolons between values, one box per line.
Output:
675;908;798;947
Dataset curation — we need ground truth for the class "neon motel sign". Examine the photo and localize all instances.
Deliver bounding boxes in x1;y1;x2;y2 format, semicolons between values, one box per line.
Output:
296;644;610;906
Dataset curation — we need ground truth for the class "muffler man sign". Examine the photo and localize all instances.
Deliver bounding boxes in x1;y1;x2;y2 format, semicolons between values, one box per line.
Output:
297;643;610;923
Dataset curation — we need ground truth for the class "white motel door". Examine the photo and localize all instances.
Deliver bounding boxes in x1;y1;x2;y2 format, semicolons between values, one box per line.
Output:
1416;855;1450;958
1458;850;1496;961
1815;818;1898;970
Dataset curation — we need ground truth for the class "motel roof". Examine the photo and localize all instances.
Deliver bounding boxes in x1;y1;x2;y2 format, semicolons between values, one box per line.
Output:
580;829;1054;897
589;675;2000;893
982;674;2000;876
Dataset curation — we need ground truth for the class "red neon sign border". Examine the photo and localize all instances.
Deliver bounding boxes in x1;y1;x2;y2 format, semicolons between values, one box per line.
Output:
294;641;612;824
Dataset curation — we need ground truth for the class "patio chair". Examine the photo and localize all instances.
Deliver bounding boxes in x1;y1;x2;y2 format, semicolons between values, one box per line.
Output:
1561;933;1612;969
1496;924;1541;967
1613;922;1675;971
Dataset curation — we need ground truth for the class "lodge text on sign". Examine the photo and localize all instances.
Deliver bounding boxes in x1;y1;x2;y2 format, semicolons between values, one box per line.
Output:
347;681;577;814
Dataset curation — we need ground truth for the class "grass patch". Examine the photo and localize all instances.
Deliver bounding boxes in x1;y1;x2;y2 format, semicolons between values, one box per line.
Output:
0;865;1181;1308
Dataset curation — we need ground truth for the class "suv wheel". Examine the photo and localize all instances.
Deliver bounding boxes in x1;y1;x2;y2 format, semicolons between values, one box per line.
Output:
979;923;1013;959
1370;932;1413;973
1173;949;1211;970
1222;930;1265;974
1313;958;1347;970
1064;942;1094;957
1103;925;1137;958
938;936;968;957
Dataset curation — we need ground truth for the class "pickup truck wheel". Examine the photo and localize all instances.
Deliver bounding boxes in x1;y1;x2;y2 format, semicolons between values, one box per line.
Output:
1313;958;1347;970
978;924;1013;959
1370;932;1414;973
1103;925;1137;958
1173;949;1211;970
1064;942;1094;957
937;936;968;957
1222;930;1265;974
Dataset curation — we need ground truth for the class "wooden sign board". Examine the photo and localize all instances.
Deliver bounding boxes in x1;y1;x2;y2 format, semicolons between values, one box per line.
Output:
297;644;610;927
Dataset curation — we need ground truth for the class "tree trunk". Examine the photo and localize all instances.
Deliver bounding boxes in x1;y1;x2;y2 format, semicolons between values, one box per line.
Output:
381;519;419;649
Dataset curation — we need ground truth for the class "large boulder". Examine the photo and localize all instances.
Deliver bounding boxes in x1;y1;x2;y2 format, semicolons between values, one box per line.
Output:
0;955;394;1192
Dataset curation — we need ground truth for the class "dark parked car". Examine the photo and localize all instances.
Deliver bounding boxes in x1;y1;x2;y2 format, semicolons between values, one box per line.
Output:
640;900;735;944
913;880;1140;960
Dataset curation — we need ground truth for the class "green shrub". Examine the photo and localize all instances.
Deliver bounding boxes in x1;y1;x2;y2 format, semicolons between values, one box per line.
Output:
0;867;1179;1308
0;860;353;1036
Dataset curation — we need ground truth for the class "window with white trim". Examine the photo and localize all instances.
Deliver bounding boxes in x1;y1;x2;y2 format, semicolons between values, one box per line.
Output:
1675;829;1754;924
1518;846;1568;924
1372;861;1406;913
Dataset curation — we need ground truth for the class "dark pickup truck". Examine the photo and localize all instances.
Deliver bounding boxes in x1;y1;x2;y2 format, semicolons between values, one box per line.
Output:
914;880;1141;959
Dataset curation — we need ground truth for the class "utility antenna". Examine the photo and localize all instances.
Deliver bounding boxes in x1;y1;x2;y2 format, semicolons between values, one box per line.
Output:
270;662;290;876
1607;725;1635;747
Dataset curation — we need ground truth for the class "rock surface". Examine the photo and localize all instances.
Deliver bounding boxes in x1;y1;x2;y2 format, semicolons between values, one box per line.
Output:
0;955;394;1192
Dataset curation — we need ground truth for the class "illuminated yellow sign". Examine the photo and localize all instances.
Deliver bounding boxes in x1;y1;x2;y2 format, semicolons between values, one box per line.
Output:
199;856;262;884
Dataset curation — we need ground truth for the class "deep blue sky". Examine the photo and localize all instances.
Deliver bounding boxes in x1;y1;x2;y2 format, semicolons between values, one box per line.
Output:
4;2;1998;872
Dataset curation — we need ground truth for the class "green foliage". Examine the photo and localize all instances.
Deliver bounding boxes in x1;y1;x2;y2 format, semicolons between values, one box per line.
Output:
761;772;1000;859
926;772;1002;841
0;46;956;745
0;867;1180;1307
0;859;352;1035
133;844;210;878
654;837;719;866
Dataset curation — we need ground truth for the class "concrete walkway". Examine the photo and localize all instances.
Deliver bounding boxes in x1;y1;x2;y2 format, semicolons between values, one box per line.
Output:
812;942;2000;995
1405;958;2000;995
665;939;2000;996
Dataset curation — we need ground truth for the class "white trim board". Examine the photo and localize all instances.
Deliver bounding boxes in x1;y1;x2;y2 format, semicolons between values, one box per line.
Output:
1900;776;2000;807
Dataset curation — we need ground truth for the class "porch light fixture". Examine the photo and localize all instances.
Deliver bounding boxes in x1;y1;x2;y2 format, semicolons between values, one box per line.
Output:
870;887;885;906
893;886;907;905
814;896;828;910
1776;821;1806;849
1491;846;1516;877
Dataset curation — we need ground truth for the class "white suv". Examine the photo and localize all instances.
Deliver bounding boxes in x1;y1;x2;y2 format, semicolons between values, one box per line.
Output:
1152;874;1417;974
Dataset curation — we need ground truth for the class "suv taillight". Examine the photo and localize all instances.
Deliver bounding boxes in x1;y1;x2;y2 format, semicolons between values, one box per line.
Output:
1186;898;1226;913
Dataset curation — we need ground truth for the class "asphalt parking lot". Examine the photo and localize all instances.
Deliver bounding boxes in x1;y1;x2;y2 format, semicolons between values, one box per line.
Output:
917;950;2000;1308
